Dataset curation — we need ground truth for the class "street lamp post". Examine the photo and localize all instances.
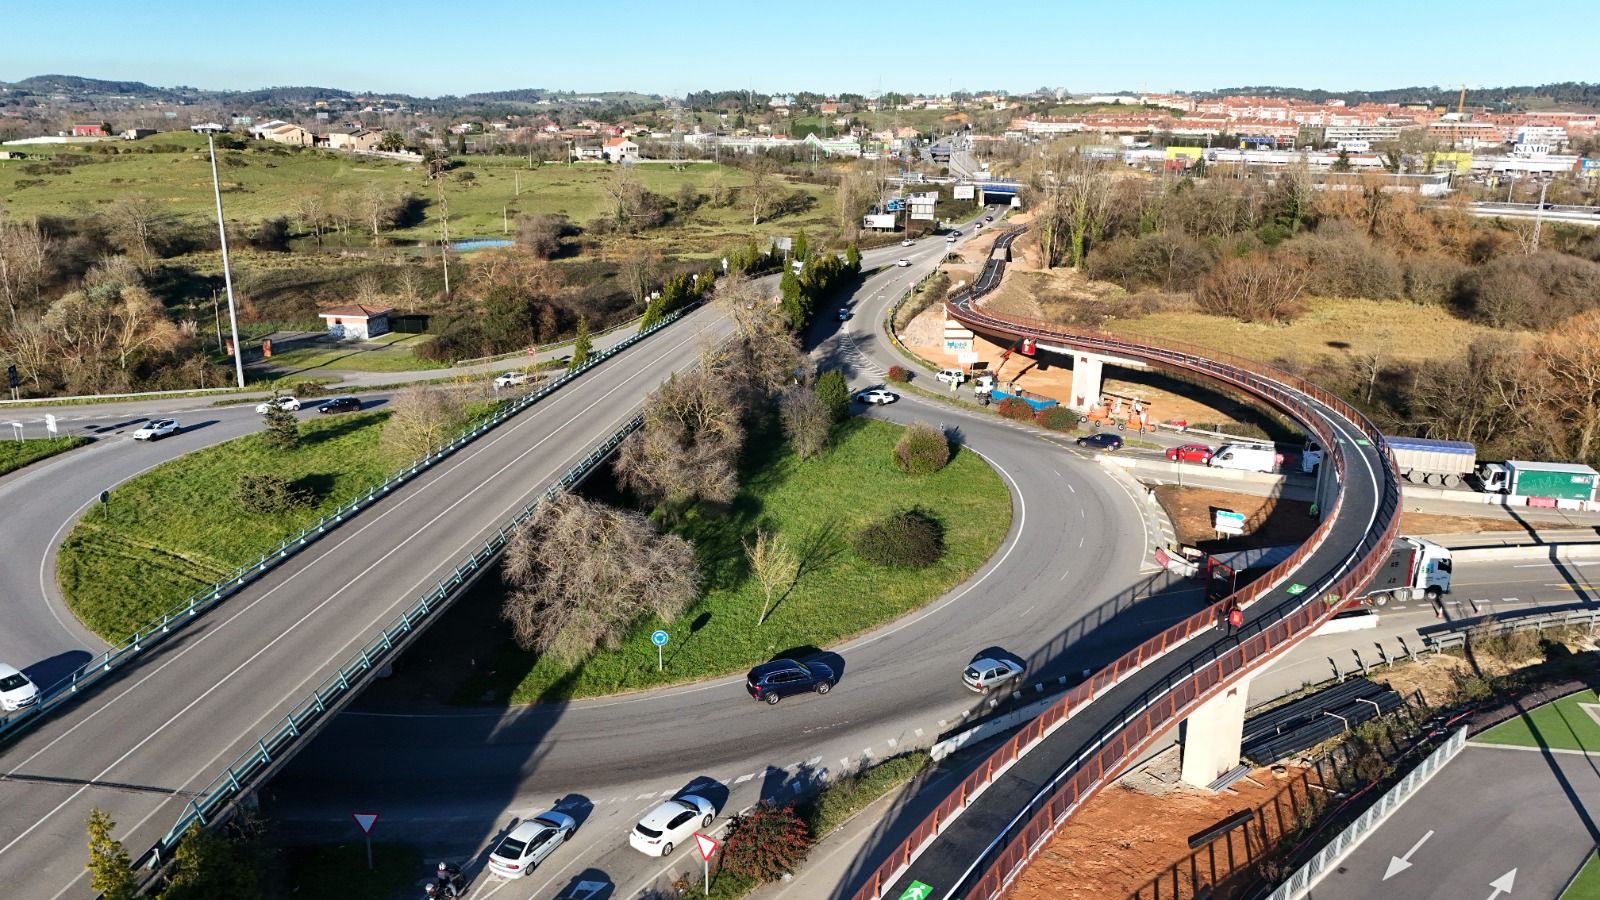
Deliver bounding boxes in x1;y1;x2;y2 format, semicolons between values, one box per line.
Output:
207;134;246;389
1533;180;1550;252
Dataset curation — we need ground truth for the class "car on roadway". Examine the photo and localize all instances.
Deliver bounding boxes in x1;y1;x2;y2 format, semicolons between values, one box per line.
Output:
131;419;179;441
1165;443;1214;464
936;368;967;385
0;662;39;712
493;371;532;389
946;230;961;241
984;214;994;222
896;258;911;267
963;657;1026;692
974;220;983;229
1077;432;1124;452
486;808;577;877
901;238;915;247
318;396;361;414
837;307;852;321
854;388;898;406
255;396;301;414
746;658;836;704
628;795;716;856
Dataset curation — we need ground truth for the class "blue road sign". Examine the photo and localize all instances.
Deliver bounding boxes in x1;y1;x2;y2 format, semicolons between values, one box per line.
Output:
651;629;669;647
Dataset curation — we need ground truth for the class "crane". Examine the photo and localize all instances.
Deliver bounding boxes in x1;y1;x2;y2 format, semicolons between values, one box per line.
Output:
1457;84;1467;116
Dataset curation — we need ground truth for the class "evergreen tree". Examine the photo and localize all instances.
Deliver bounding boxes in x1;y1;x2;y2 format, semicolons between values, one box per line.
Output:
568;315;593;371
845;242;862;273
814;369;850;422
792;228;809;261
262;398;300;451
779;269;806;328
84;809;137;900
456;133;467;155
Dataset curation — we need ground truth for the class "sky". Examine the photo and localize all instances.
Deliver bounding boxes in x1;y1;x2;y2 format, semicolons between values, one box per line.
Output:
3;0;1595;99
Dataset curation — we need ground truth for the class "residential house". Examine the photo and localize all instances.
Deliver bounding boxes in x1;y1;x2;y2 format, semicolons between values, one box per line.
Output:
248;120;288;139
70;124;107;137
602;137;639;161
327;129;383;152
263;122;316;146
317;304;393;341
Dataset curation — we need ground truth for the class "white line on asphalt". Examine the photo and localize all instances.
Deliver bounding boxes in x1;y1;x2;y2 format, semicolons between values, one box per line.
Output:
1067;483;1075;493
806;756;823;767
733;773;755;785
1021;605;1036;617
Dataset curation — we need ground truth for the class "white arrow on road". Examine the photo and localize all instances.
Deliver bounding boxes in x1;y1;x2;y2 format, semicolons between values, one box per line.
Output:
1487;868;1516;899
1383;830;1434;880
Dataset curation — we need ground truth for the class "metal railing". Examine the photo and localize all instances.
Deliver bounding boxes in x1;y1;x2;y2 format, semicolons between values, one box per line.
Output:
137;413;644;868
0;301;703;744
1264;727;1467;900
851;228;1402;899
1423;607;1600;651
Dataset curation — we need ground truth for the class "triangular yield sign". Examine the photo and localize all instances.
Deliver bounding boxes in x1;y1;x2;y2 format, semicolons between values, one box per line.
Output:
352;812;379;834
693;831;719;861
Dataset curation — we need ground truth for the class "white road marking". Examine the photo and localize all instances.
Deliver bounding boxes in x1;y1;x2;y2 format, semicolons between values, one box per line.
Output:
806;756;823;767
733;773;755;785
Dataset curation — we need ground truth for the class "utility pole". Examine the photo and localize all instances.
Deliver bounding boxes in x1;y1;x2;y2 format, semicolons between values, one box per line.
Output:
437;183;451;296
1533;179;1550;251
207;134;246;388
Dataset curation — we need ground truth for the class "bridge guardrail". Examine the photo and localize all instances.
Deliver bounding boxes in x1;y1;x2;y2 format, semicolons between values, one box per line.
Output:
0;302;703;745
451;313;646;368
138;412;644;868
851;228;1402;899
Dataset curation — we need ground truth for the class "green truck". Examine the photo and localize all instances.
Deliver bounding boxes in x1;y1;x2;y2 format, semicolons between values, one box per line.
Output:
1476;460;1599;502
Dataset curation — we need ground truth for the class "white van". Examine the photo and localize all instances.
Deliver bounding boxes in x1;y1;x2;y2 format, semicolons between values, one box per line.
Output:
1207;444;1283;474
936;368;967;385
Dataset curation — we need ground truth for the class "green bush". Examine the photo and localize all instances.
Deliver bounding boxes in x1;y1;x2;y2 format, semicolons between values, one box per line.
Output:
854;509;944;569
995;397;1035;421
1037;406;1077;431
814;369;850;422
234;473;309;514
892;423;950;475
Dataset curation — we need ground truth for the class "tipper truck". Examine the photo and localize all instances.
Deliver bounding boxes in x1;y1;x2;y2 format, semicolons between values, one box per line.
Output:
1476;460;1599;502
1303;436;1475;486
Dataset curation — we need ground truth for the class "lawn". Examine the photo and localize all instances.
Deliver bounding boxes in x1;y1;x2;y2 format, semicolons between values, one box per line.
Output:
480;418;1013;703
276;841;421;900
0;436;90;477
1563;850;1600;900
1475;689;1600;753
0;144;835;248
263;332;447;374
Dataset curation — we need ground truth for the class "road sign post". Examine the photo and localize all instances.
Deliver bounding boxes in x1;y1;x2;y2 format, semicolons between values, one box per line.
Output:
693;832;719;896
352;812;379;870
45;413;57;435
651;629;669;671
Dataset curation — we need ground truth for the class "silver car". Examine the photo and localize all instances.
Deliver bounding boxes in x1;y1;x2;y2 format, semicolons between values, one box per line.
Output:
487;809;577;878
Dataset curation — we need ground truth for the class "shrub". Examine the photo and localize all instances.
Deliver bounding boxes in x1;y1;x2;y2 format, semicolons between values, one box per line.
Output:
892;423;950;475
1194;252;1309;323
854;508;945;569
1402;254;1467;306
886;365;911;383
814;369;850;422
1284;231;1403;299
721;803;811;882
234;473;309;514
1037;406;1077;431
1457;251;1600;329
289;381;327;398
995;397;1035;421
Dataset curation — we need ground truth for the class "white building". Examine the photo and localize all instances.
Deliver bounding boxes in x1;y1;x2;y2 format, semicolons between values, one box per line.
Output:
1324;124;1402;146
317;304;392;341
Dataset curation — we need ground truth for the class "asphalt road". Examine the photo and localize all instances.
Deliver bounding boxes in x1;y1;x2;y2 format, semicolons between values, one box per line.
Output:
1309;743;1599;900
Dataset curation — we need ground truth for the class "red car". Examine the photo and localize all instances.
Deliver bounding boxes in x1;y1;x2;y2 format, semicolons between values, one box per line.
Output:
1165;443;1213;464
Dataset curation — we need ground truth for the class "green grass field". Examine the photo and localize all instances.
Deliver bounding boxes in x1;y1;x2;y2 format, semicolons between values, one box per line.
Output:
1563;850;1600;900
276;841;421;900
262;332;446;374
1475;689;1600;753
475;418;1012;703
0;142;834;250
0;436;90;477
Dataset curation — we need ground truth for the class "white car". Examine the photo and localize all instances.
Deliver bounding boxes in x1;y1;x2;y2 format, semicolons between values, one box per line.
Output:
945;233;959;242
0;663;39;712
131;419;179;441
900;238;915;247
629;795;715;856
855;389;898;405
255;396;301;414
963;657;1026;692
935;368;967;385
896;258;911;267
487;809;577;878
494;371;532;389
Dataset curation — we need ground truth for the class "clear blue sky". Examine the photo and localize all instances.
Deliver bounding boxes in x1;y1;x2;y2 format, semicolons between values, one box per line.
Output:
2;0;1592;98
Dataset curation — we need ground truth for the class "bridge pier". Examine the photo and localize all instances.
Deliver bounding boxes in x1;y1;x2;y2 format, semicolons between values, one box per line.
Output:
1178;674;1252;787
1069;353;1104;412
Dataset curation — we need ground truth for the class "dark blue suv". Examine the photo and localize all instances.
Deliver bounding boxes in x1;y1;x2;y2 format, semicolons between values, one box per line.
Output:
746;659;835;705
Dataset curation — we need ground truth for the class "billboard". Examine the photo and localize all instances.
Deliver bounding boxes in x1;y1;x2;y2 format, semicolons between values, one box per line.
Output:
1581;158;1600;177
862;213;896;230
953;184;975;200
909;190;938;222
1427;151;1472;173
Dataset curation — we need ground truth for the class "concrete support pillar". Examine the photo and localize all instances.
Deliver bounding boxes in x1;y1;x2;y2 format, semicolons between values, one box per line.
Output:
1313;452;1340;520
1069;353;1105;411
1179;674;1251;787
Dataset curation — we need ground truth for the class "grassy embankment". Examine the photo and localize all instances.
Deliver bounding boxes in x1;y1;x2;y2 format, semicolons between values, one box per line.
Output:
465;418;1012;704
0;436;90;477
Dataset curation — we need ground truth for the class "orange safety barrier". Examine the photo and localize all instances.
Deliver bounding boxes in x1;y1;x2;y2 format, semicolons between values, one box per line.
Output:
849;253;1401;900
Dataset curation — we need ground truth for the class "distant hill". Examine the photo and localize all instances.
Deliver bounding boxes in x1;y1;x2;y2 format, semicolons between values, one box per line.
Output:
1193;82;1600;111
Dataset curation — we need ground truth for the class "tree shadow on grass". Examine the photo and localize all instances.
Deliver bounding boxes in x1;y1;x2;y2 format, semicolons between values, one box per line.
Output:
289;472;337;505
298;412;383;446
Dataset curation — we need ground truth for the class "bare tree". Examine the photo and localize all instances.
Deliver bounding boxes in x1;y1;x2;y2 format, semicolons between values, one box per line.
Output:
779;387;831;459
0;216;53;324
746;157;783;225
743;529;799;625
618;249;660;309
292;192;328;244
112;285;180;372
1536;309;1600;463
102;197;171;271
614;363;745;516
381;384;465;459
500;490;699;663
1194;253;1310;323
394;265;425;311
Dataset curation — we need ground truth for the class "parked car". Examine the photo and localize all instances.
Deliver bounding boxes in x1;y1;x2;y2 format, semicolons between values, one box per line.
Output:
1165;443;1214;464
487;809;577;878
0;663;39;711
318;396;361;414
896;258;911;267
255;396;301;414
901;238;915;247
745;658;836;705
854;389;898;405
936;368;967;385
1077;433;1124;451
131;419;179;441
494;371;532;389
628;795;715;856
963;657;1025;692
